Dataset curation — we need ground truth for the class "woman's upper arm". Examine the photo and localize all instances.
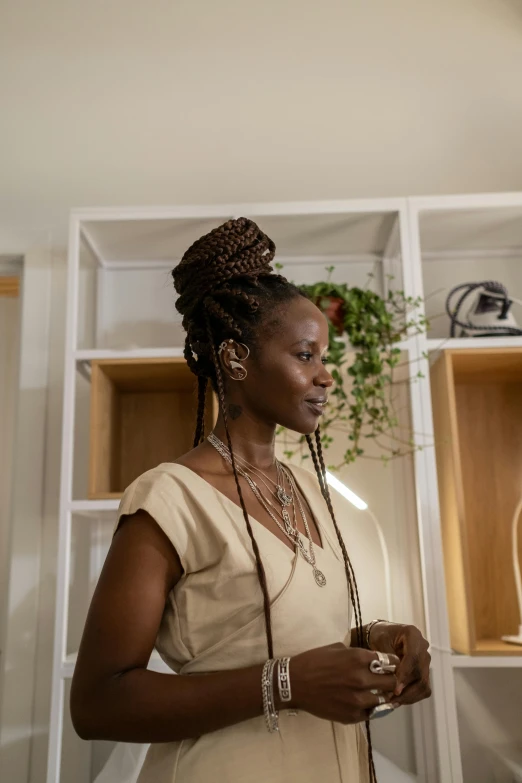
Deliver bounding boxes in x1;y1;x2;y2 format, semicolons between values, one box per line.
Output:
71;509;182;703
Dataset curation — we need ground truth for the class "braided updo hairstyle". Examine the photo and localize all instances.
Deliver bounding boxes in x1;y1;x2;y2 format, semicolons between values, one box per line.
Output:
172;217;376;782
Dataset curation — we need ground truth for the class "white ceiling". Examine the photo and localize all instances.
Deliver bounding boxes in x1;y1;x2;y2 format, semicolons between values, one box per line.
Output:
2;0;522;254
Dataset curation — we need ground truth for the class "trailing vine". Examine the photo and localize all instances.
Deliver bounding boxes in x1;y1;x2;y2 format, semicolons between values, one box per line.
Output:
276;265;428;469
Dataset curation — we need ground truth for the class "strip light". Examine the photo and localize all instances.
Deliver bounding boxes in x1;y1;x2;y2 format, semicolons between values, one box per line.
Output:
325;471;368;510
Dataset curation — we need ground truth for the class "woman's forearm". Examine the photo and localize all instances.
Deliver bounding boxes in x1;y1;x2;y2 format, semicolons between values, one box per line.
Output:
71;663;284;743
351;621;391;650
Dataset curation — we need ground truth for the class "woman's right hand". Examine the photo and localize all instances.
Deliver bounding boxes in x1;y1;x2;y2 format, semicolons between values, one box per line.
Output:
289;643;400;724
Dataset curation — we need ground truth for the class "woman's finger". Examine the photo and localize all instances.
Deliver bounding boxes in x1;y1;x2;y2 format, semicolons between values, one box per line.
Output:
395;647;430;696
394;677;432;706
354;689;395;710
363;673;398;693
396;653;420;691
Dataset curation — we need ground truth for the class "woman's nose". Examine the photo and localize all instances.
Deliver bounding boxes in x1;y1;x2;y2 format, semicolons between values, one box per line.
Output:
316;365;334;387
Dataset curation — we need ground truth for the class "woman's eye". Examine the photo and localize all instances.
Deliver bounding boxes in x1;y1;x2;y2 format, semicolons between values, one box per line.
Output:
298;352;330;364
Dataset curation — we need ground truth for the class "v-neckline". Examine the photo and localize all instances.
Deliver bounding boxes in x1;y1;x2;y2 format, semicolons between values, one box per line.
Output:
171;461;324;555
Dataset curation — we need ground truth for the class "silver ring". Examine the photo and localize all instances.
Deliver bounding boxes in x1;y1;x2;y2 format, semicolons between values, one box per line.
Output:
369;651;396;675
369;689;386;705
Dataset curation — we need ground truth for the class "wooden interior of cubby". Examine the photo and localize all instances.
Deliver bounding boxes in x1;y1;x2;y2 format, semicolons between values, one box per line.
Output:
0;276;19;297
431;348;522;655
88;358;217;499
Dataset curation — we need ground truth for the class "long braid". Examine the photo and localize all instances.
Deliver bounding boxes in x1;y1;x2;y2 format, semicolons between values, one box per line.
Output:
311;427;377;783
305;433;328;500
193;375;208;447
173;217;375;781
205;313;274;659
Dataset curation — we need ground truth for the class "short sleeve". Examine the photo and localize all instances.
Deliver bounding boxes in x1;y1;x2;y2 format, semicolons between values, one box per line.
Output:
114;468;191;572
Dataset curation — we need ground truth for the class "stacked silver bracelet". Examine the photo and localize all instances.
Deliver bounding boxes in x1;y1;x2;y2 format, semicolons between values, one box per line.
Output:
262;659;279;733
365;619;387;650
277;657;292;703
262;657;296;733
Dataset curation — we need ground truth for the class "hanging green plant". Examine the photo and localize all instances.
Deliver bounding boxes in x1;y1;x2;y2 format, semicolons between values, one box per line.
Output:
275;265;428;470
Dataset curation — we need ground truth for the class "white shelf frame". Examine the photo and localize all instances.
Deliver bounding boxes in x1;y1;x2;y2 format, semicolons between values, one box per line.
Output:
451;655;522;668
75;347;186;361
426;336;522;352
69;500;119;515
47;192;522;783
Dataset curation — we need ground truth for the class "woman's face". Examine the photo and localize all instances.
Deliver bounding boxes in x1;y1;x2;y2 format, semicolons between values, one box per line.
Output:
239;296;334;434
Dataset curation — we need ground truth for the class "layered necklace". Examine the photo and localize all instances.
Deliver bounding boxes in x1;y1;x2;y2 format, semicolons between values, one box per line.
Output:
207;431;327;587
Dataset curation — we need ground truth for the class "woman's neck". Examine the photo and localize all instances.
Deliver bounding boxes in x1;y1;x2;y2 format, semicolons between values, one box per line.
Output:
211;411;276;470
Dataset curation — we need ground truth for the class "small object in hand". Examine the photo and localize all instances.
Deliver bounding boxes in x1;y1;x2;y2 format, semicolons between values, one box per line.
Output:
368;702;397;721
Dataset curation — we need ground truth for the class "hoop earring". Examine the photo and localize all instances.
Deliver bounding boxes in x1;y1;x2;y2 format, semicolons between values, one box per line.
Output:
232;342;250;361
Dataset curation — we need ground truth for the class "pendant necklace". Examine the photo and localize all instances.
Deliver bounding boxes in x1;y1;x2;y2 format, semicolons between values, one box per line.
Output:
207;432;327;587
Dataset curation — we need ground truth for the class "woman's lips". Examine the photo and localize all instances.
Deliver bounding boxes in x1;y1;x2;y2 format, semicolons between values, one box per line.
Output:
305;400;327;416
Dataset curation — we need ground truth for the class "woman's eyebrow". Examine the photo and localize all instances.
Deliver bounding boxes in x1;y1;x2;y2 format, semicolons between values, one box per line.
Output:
291;339;316;347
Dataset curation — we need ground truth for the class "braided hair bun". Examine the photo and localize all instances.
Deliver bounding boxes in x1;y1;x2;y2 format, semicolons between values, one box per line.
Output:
172;217;299;384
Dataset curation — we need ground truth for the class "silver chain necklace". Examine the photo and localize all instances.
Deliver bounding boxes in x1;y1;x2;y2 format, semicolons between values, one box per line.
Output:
226;450;292;509
207;432;327;587
231;448;293;508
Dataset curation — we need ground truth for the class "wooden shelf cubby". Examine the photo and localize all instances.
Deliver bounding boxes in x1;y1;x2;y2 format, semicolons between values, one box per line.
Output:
88;358;217;499
431;348;522;655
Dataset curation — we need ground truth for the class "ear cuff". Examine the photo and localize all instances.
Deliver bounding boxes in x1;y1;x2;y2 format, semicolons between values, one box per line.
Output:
218;339;250;380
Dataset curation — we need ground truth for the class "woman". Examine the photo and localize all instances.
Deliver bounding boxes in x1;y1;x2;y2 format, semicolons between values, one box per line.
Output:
71;218;431;783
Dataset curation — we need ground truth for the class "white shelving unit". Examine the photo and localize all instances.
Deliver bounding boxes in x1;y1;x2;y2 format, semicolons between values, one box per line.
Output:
408;193;522;783
47;194;522;783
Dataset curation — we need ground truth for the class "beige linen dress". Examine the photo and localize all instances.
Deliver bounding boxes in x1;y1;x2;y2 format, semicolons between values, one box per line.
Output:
115;461;370;783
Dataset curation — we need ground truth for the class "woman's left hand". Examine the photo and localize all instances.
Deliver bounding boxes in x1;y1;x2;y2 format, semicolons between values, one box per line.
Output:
369;622;431;706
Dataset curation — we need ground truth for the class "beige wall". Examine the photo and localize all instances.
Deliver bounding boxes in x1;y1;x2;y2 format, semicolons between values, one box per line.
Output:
0;251;53;783
2;0;522;252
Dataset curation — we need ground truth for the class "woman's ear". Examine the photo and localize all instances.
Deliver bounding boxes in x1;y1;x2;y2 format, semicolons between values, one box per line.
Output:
218;340;250;381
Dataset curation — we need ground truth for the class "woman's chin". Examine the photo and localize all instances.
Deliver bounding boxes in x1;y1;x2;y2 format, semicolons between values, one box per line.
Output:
291;419;321;436
275;409;322;436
